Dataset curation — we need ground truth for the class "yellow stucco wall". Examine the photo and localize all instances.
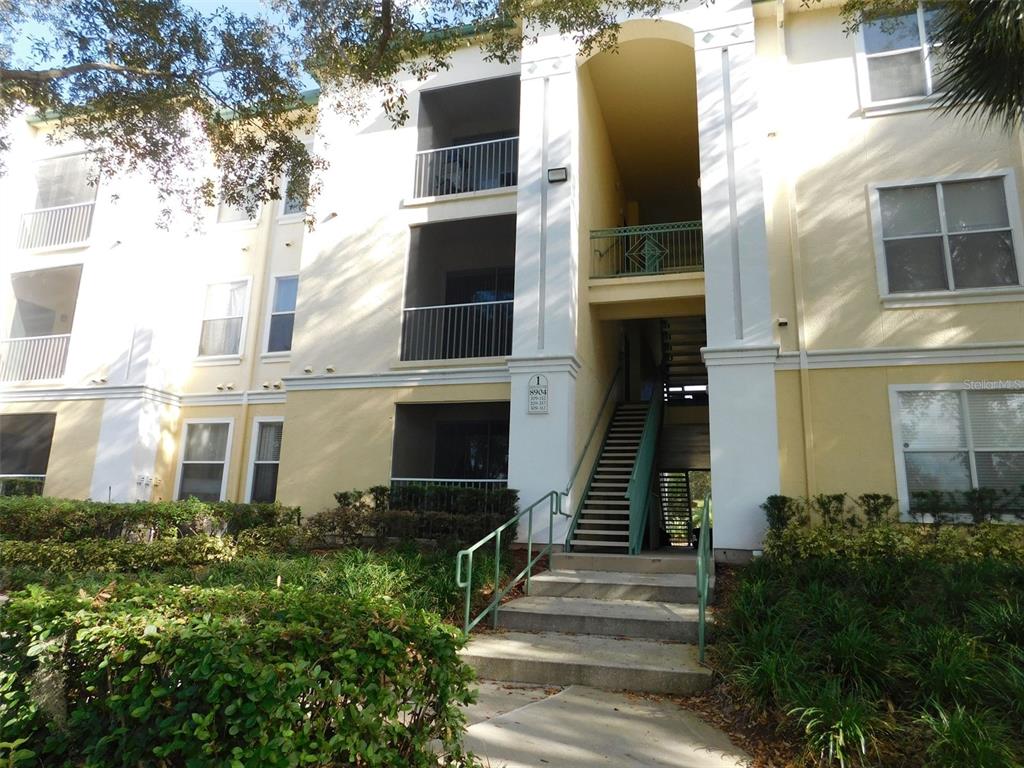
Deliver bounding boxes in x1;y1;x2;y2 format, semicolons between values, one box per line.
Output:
158;403;286;502
0;399;105;499
779;361;1024;500
277;382;511;515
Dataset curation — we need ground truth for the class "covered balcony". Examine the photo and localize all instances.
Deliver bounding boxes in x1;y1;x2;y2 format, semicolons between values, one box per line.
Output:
401;215;515;361
19;153;97;250
390;402;510;498
413;76;520;199
0;265;81;383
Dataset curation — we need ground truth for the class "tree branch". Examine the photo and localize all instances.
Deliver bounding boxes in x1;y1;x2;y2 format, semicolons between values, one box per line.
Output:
0;61;182;83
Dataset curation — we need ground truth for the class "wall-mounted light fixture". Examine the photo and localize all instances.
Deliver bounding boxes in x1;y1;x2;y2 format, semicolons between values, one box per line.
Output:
547;167;569;184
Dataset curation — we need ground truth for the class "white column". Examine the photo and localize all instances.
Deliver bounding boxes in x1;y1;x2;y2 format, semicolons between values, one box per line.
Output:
695;22;780;557
506;41;580;543
90;394;168;501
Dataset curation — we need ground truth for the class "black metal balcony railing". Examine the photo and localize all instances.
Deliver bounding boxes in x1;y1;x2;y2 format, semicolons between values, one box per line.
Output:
400;300;513;361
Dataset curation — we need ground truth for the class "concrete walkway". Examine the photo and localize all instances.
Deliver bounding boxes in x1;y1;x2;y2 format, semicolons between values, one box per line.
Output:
464;682;749;768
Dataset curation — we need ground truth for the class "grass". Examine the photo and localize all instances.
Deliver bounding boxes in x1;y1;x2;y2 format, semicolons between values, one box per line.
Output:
714;531;1024;767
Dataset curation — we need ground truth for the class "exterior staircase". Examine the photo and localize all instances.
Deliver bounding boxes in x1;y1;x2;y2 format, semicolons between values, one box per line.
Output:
658;471;693;545
568;402;650;554
662;316;708;405
461;551;714;695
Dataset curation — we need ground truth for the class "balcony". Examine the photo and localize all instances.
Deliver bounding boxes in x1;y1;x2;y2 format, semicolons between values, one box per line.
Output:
401;215;515;362
0;334;71;382
391;402;510;511
414;75;520;200
413;136;519;198
0;413;55;496
19;202;95;250
401;300;513;361
1;265;81;383
591;221;704;277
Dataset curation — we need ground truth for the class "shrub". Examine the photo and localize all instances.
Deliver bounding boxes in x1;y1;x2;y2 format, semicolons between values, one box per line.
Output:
0;536;236;577
384;484;519;517
0;496;299;542
0;583;478;767
761;494;807;534
306;506;516;549
853;493;896;526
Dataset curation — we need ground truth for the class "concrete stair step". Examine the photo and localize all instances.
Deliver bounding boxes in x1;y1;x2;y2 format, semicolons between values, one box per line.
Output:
583;499;630;506
461;631;711;694
531;569;708;602
552;551;701;574
573;528;628;538
569;539;629;549
580;508;630;516
496;596;700;641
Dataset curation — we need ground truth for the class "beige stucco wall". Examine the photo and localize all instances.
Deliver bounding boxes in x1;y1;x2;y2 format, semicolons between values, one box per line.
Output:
277;382;511;515
157;403;286;503
0;399;105;499
779;7;1024;353
778;360;1024;501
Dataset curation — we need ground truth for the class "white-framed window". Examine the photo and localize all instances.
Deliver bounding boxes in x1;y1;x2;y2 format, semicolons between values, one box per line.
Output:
246;418;283;503
32;153;97;211
279;141;314;219
869;171;1024;302
176;419;233;501
198;279;250;358
217;201;251;224
265;275;298;354
891;385;1024;514
857;2;947;107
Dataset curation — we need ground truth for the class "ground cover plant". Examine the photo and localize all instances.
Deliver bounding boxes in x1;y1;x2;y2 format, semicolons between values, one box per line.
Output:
0;493;519;766
715;493;1024;768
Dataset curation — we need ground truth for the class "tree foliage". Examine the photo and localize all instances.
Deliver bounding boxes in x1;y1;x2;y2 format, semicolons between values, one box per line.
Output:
1;0;1021;222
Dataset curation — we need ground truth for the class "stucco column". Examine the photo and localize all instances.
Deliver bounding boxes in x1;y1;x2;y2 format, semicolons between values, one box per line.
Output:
506;42;580;544
694;22;781;558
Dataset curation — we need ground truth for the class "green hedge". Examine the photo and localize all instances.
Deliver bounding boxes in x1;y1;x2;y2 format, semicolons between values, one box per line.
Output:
306;507;516;549
0;496;300;542
0;584;477;767
365;484;519;517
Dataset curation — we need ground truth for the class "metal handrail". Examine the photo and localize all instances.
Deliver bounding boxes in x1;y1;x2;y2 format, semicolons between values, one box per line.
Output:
1;333;71;342
21;201;95;214
414;136;517;155
696;492;712;663
455;490;568;633
403;299;513;312
591;220;703;277
562;368;623;551
626;390;663;555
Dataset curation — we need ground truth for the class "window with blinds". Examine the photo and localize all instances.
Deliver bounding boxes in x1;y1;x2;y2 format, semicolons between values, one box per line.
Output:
177;422;231;501
198;280;248;357
249;420;283;503
896;389;1024;501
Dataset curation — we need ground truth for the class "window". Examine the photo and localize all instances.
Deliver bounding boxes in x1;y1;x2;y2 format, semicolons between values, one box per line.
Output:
872;174;1022;297
894;388;1024;510
33;154;96;210
266;275;298;353
0;413;55;478
861;3;947;104
198;280;249;357
248;419;283;502
177;421;232;501
445;268;515;304
217;200;254;224
280;146;312;217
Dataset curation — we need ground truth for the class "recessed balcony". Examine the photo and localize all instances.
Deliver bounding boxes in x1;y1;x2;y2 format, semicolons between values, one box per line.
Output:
400;215;515;362
0;265;81;383
413;75;520;200
591;221;704;277
19;153;97;250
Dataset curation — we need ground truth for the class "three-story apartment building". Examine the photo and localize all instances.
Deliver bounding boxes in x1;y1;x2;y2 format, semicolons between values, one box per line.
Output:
2;0;1022;561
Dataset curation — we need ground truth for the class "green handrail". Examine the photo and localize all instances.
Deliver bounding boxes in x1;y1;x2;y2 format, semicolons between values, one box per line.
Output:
563;367;622;551
626;391;663;555
696;493;712;663
455;491;569;634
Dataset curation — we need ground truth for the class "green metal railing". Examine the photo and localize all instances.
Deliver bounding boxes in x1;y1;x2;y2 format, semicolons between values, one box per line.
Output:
591;221;703;278
455;491;569;633
563;367;622;551
696;493;712;663
626;391;663;555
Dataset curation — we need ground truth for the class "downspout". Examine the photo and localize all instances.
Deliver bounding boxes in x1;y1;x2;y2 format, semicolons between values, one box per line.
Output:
777;0;817;496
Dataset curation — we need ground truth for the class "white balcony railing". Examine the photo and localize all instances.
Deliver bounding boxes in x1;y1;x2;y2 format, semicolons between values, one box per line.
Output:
413;136;518;198
0;334;71;382
400;300;513;361
18;202;95;249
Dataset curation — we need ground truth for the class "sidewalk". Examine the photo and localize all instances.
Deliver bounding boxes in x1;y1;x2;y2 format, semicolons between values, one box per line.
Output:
464;682;750;768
